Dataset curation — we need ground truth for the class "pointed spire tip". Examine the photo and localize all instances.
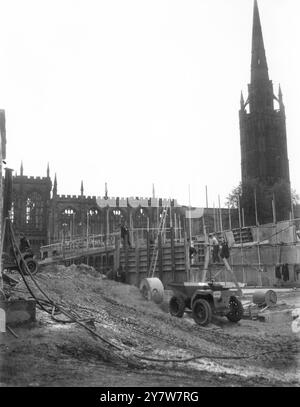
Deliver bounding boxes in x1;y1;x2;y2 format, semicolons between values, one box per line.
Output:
251;0;269;83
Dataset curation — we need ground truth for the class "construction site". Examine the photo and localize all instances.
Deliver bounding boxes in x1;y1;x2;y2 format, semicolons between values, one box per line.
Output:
0;0;300;388
0;200;300;387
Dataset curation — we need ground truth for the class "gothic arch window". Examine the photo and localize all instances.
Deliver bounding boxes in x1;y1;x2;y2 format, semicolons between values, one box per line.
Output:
87;207;100;235
61;207;77;239
10;193;21;226
25;192;43;230
63;208;76;216
9;201;15;223
134;207;149;229
109;208;126;232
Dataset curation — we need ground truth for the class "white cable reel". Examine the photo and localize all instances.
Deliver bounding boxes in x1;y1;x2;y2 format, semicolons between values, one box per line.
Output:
139;277;164;304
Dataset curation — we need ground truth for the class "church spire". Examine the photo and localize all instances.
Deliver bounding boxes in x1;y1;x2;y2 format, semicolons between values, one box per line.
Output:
251;0;269;83
239;1;291;223
47;162;50;178
20;161;23;176
80;180;84;196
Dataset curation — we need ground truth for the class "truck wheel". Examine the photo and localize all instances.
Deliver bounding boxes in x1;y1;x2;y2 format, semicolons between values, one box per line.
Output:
192;298;212;326
23;258;38;275
226;296;243;323
169;296;186;318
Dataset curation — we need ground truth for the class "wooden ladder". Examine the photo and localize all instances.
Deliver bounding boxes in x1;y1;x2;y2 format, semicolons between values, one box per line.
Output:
148;205;168;278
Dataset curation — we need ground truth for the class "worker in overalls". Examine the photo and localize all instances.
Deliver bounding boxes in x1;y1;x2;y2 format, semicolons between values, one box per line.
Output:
120;222;131;248
210;233;220;263
19;233;31;253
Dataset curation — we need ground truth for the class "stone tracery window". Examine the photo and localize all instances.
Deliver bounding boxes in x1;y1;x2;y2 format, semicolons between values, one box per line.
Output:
61;207;77;239
87;207;100;235
9;201;15;223
135;207;149;229
109;209;125;232
63;208;76;216
25;192;43;230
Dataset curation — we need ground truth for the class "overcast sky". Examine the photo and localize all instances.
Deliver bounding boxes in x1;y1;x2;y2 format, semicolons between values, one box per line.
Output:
0;0;299;207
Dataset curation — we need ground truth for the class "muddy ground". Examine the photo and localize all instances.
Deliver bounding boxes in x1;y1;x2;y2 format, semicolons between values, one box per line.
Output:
0;264;300;387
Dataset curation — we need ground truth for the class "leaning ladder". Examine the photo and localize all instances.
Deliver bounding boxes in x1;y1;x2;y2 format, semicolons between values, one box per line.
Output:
148;206;168;278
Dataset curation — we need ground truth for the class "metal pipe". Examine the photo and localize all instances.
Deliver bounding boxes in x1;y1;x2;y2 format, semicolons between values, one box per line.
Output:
254;188;259;226
188;184;192;241
238;195;245;283
218;195;223;232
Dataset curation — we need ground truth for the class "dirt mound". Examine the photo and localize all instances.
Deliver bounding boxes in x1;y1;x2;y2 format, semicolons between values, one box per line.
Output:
41;263;102;278
2;263;300;386
35;264;165;317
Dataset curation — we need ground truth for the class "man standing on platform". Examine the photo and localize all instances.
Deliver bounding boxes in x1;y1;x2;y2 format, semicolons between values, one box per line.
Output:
210;233;220;263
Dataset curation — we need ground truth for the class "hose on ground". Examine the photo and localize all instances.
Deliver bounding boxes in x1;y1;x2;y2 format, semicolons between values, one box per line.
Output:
132;348;298;364
7;220;122;350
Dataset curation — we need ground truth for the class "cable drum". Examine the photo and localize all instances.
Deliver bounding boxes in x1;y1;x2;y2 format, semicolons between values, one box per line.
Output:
252;289;277;306
139;278;164;304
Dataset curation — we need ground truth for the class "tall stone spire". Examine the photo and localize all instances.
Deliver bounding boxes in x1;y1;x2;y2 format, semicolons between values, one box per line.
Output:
248;0;273;113
47;162;50;178
80;180;84;196
251;0;269;83
20;161;23;176
239;0;291;223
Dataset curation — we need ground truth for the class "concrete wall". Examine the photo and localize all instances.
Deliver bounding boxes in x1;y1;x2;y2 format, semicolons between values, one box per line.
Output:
229;243;300;286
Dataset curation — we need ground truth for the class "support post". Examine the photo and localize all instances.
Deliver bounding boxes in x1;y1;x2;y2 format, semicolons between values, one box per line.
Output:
178;215;182;241
254;188;259;226
158;233;163;283
135;233;140;286
188;184;192;241
238;195;246;283
114;235;120;280
146;229;150;270
170;226;175;282
272;194;277;224
184;231;190;282
202;217;210;283
124;235;129;284
86;211;89;249
174;213;177;240
106;208;110;236
218;195;223;232
213;203;216;232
